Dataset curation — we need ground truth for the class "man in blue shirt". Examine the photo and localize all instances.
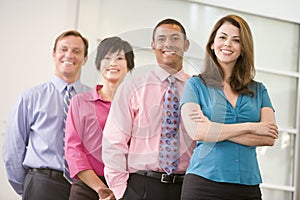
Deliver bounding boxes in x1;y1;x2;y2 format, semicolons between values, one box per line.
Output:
2;30;91;200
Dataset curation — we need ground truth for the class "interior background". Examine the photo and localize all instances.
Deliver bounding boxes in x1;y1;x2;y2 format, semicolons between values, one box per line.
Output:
1;0;299;199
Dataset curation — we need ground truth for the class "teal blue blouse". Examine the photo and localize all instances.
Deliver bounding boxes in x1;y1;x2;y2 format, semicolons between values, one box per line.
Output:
180;76;274;185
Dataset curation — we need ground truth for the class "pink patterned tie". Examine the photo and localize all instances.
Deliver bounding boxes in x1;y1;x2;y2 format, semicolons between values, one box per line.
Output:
159;76;180;175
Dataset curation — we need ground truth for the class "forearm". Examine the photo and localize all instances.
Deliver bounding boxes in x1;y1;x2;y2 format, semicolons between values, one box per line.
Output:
102;130;130;199
188;119;277;143
189;120;277;145
104;167;128;200
3;114;28;195
229;133;275;146
182;103;278;143
196;122;253;142
3;160;26;194
230;107;278;146
77;170;108;192
181;103;250;142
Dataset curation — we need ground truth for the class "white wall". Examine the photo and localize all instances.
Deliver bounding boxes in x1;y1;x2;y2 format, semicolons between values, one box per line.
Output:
0;0;79;199
190;0;300;23
1;0;300;199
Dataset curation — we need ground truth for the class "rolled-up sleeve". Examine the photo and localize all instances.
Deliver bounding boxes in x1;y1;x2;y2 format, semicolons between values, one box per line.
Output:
65;98;92;178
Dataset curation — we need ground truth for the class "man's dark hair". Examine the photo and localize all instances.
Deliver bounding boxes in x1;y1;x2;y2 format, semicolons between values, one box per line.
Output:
152;18;187;41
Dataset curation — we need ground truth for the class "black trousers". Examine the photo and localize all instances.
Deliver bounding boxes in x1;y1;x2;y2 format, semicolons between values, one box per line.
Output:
23;169;71;200
121;173;183;200
69;176;107;200
181;174;262;200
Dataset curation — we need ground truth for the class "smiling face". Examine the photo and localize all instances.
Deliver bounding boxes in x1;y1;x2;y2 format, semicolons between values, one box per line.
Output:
151;24;189;74
100;50;129;84
53;35;87;83
211;22;241;70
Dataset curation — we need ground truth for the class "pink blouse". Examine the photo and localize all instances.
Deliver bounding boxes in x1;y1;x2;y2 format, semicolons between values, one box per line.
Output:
65;85;111;178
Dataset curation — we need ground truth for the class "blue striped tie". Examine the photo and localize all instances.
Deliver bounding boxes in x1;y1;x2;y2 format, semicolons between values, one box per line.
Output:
63;85;75;184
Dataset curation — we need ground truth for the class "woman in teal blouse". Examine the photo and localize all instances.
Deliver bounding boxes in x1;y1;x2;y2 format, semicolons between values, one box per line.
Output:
180;15;278;200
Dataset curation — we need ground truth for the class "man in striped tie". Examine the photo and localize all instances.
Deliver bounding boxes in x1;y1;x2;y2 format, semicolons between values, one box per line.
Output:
3;30;91;200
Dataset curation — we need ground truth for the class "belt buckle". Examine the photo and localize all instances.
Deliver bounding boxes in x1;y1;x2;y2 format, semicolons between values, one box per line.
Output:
161;174;175;183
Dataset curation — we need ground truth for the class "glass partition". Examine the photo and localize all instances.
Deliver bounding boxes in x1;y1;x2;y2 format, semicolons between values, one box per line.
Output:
78;1;300;199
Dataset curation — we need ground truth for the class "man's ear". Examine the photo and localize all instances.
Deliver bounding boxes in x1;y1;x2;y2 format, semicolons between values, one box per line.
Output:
184;39;190;52
151;41;156;52
82;56;88;66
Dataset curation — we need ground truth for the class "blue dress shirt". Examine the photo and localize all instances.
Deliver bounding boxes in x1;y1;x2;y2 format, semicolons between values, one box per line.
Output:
180;76;274;185
2;76;90;194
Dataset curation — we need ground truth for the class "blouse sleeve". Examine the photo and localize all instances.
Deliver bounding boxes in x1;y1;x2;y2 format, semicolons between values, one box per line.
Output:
260;82;274;111
180;77;201;106
65;96;92;178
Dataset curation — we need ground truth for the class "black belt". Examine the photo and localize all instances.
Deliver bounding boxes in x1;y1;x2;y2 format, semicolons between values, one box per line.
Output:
135;170;185;184
28;168;67;183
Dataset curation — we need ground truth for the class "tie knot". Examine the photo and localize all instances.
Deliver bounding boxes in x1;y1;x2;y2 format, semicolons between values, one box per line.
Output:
66;85;75;94
64;85;75;99
167;75;175;84
66;85;73;92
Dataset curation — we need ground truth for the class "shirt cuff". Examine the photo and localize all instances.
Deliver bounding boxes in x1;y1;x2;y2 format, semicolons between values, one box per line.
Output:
9;180;23;195
112;183;127;200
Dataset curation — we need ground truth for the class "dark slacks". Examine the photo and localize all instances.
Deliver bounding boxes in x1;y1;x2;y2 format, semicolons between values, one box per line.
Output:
181;174;262;200
121;173;183;200
23;169;71;200
69;176;107;200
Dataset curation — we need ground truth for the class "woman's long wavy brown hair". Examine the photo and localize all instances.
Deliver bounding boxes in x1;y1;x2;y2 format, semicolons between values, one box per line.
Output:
199;14;255;96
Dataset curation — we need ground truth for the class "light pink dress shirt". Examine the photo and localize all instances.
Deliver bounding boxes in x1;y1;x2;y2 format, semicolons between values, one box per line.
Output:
102;67;195;199
65;85;111;178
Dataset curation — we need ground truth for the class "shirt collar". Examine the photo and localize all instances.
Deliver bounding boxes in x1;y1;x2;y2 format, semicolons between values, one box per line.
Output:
154;66;186;83
52;75;82;94
90;84;110;103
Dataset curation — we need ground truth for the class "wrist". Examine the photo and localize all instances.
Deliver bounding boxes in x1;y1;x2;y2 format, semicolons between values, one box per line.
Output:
245;122;254;134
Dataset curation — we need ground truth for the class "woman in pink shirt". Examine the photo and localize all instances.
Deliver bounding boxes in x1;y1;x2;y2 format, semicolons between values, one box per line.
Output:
65;36;135;200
